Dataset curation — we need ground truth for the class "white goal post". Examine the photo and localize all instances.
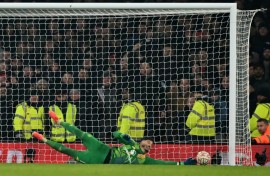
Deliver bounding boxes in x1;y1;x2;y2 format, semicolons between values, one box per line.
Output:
0;3;257;166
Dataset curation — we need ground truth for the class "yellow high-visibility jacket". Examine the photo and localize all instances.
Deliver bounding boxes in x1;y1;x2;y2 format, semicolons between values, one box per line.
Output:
186;100;215;137
117;102;145;140
250;103;270;138
13;102;44;140
49;103;77;142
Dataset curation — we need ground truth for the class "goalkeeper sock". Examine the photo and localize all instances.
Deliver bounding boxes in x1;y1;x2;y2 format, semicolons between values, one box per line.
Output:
46;139;78;158
46;140;62;150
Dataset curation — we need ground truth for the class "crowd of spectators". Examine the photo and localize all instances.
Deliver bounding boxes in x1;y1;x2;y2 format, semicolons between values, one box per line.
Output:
0;0;269;143
1;0;270;10
0;0;268;10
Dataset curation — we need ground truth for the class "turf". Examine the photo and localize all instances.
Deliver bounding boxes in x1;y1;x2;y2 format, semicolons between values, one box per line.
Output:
0;164;267;176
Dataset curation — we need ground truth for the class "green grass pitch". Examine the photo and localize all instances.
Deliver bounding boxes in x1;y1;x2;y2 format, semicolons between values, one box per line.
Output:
1;164;268;176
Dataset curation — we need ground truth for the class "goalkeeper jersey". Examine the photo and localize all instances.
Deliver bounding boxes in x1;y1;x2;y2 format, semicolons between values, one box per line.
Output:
109;145;178;165
109;131;178;165
110;144;146;164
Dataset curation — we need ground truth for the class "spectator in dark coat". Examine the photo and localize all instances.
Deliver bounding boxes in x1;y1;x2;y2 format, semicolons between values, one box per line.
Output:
251;22;270;55
211;88;229;135
262;45;270;80
91;71;117;140
0;86;13;141
135;62;166;142
135;62;166;119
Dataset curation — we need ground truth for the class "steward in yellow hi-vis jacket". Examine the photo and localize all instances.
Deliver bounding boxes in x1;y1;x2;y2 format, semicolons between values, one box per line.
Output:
186;94;216;143
117;88;146;141
13;90;44;141
250;84;270;138
50;89;77;142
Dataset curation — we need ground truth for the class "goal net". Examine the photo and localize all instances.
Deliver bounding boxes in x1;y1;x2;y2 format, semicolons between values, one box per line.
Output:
0;3;256;165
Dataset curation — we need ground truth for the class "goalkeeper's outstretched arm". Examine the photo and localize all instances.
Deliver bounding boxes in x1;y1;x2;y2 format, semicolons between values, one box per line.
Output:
144;156;178;165
113;131;197;165
113;131;136;146
144;157;197;165
113;131;146;154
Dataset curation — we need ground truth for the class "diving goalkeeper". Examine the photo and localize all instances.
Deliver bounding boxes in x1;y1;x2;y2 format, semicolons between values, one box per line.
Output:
32;111;197;165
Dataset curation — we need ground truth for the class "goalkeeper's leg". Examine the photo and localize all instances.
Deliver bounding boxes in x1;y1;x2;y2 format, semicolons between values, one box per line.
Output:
32;132;79;158
49;111;86;139
49;111;111;154
33;132;108;164
49;111;111;163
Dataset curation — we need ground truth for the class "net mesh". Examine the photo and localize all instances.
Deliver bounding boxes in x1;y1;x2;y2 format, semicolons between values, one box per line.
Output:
0;8;256;164
235;10;258;166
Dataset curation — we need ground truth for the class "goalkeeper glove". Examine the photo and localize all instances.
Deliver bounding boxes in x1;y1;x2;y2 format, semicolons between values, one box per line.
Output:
120;133;136;146
120;134;133;144
180;158;197;165
121;134;131;141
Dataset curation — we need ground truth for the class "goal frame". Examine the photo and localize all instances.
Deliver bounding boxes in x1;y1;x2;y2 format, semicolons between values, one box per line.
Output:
0;2;238;165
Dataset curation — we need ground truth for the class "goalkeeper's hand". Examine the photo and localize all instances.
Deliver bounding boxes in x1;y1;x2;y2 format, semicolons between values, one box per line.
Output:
113;131;136;146
181;158;197;165
120;134;135;145
121;134;131;141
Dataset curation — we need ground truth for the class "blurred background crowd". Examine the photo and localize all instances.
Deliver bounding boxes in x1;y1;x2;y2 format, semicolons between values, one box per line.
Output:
0;0;269;9
0;0;269;143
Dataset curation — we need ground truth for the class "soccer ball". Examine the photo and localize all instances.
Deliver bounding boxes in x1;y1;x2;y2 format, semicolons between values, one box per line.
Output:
196;151;211;165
